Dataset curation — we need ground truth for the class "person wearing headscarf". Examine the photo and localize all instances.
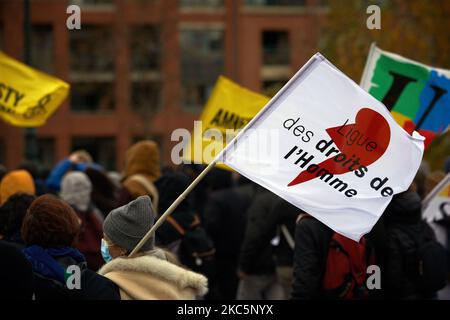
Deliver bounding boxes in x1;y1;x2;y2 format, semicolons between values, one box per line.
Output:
0;170;35;205
60;172;104;271
117;141;161;212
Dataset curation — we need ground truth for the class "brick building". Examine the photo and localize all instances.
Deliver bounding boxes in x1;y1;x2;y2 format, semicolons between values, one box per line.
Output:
0;0;327;171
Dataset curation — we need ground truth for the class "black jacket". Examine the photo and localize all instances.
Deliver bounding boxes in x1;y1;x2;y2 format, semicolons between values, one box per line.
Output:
270;199;302;267
385;191;437;299
291;215;387;300
31;255;120;300
202;183;259;299
238;190;281;275
204;183;258;260
291;217;333;300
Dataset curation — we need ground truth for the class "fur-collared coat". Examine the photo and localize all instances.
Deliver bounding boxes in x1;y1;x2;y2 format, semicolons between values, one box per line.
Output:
98;255;208;300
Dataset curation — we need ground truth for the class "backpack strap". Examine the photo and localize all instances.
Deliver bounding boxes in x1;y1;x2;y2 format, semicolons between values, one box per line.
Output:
395;224;426;249
280;224;295;250
328;234;368;298
166;216;186;236
127;174;159;213
165;214;201;237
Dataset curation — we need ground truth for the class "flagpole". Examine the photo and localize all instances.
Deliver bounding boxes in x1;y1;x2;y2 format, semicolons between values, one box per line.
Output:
422;172;450;209
359;42;376;89
129;54;324;257
128;159;218;257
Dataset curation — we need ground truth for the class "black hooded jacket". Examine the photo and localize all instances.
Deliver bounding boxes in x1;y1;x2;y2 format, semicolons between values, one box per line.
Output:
384;191;437;299
155;172;197;246
238;190;281;275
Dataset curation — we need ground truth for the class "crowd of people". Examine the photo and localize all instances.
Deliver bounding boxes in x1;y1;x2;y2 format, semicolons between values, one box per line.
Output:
0;139;449;300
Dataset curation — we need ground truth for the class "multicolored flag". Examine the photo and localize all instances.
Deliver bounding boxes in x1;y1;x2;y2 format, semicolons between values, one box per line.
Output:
360;44;450;148
220;53;424;241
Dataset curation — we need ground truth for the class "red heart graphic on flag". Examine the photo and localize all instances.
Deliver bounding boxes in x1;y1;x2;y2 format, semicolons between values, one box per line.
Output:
288;108;391;187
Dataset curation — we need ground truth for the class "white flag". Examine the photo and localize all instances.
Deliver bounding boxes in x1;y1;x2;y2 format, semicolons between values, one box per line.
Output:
423;173;450;223
220;53;425;241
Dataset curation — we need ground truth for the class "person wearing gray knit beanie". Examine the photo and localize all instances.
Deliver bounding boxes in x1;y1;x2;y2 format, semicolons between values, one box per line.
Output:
98;195;209;300
103;195;156;256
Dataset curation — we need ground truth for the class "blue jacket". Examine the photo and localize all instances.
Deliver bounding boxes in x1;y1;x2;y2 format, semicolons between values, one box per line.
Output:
46;159;102;192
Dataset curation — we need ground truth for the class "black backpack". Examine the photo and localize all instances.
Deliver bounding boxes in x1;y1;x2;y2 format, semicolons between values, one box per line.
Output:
398;223;448;293
166;215;216;278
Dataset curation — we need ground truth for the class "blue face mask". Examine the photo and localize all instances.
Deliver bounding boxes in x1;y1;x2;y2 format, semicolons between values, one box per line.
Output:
101;239;112;263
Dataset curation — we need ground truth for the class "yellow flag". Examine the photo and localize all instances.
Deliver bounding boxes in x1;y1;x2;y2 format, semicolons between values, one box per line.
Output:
0;51;69;127
184;76;270;168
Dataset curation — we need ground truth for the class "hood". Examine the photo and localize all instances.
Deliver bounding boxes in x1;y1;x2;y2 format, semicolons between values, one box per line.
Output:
85;168;116;197
124;141;161;182
0;170;36;205
155;172;193;213
98;253;208;298
60;172;92;212
385;191;422;225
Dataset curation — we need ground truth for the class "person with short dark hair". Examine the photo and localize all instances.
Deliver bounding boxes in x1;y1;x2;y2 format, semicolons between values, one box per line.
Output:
19;161;49;196
21;194;120;300
0;241;34;300
85;167;117;218
203;176;260;299
384;190;442;299
0;193;36;250
236;190;284;300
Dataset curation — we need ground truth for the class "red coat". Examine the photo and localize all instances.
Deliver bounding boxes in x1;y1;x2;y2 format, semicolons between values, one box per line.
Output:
75;209;104;271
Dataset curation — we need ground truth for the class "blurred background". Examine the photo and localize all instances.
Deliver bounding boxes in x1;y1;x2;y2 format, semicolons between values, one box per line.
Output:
0;0;448;173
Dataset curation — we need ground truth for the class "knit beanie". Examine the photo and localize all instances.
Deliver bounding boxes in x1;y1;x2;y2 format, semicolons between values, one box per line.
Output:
103;195;156;253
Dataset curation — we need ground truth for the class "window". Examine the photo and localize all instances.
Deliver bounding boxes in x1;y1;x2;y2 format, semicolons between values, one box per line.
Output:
130;25;161;113
262;31;291;92
31;25;54;74
262;79;287;97
131;80;161;112
130;25;160;72
70;82;114;112
262;31;290;66
70;26;115;112
37;138;55;170
180;0;223;8
70;26;114;72
71;137;116;170
180;28;224;110
76;0;113;3
244;0;306;6
70;0;115;6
